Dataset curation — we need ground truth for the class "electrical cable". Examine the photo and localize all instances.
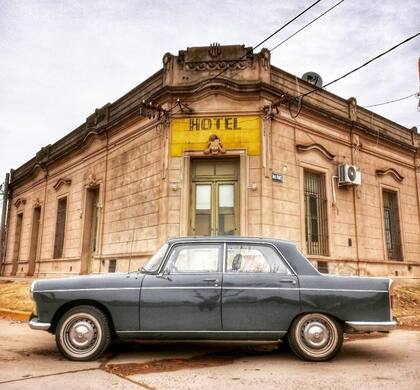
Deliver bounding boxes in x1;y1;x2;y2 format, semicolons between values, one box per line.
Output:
270;0;345;51
301;32;420;98
168;0;323;112
363;92;419;108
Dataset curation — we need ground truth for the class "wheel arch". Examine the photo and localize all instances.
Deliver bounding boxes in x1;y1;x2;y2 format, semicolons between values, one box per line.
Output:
288;311;346;332
49;299;117;338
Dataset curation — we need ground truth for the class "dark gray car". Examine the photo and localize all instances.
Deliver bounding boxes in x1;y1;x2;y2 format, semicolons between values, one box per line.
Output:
29;237;396;361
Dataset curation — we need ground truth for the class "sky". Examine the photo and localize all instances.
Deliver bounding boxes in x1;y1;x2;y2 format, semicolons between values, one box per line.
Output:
0;0;419;182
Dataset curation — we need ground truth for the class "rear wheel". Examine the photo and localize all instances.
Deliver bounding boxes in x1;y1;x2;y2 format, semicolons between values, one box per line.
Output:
55;305;111;361
287;313;343;361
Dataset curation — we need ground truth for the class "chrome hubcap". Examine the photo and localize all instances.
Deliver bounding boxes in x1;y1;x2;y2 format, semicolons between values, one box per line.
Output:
69;321;95;348
302;320;330;349
61;313;101;357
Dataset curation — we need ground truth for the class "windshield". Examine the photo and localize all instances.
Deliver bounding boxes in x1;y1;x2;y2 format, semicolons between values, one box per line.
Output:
142;243;169;273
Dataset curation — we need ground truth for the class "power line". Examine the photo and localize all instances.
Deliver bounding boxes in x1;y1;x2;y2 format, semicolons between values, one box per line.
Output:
270;0;345;52
168;0;323;113
301;32;420;98
363;92;419;108
252;0;322;51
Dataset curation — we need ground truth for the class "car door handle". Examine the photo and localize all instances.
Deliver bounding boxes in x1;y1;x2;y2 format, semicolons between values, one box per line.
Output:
280;279;297;285
203;278;219;283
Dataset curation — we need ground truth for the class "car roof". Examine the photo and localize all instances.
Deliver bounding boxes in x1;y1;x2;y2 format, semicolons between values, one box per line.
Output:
166;236;296;246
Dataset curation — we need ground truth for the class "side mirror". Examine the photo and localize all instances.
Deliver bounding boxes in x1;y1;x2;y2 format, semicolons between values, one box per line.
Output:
157;266;172;281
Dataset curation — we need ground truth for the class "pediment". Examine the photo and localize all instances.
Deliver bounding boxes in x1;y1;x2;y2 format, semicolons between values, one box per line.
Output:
296;143;336;161
53;178;72;191
375;168;404;182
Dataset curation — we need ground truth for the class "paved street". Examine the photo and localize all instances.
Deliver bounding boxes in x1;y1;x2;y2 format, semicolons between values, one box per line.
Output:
0;318;419;390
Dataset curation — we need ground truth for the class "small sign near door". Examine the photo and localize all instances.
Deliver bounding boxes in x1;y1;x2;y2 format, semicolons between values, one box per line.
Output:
272;172;284;183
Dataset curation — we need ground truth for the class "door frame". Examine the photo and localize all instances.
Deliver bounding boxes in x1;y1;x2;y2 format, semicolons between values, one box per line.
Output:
180;149;249;237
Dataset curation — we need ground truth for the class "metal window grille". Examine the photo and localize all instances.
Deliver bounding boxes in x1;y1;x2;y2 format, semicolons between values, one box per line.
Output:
383;190;402;260
53;197;67;259
304;171;329;256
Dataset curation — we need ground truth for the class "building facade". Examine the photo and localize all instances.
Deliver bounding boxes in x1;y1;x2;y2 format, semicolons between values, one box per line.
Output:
1;44;419;281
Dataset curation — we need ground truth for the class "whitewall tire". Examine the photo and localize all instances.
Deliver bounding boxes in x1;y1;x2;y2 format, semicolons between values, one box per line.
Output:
55;305;111;361
288;313;343;361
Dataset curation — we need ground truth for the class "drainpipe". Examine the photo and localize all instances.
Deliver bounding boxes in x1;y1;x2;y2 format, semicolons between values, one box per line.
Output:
0;173;10;275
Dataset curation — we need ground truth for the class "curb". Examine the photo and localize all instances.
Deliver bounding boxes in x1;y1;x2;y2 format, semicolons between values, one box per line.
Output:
0;308;31;322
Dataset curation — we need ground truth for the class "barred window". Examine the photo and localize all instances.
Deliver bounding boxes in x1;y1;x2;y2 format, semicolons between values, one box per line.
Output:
304;170;329;256
53;197;67;259
383;190;402;260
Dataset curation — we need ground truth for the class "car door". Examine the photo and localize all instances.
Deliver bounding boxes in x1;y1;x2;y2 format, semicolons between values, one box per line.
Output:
222;242;300;332
140;243;223;331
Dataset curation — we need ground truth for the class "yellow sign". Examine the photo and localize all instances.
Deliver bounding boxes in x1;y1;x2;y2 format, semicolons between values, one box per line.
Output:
171;116;261;157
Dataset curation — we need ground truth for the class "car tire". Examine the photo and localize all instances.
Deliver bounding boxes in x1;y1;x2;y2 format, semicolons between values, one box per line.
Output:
55;305;111;361
287;313;343;361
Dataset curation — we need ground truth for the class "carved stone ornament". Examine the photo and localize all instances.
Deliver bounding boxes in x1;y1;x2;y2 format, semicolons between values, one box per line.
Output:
352;133;362;165
14;198;26;208
33;198;42;208
86;173;99;188
347;97;358;121
208;43;221;58
204;134;226;155
375;168;404;182
259;48;270;71
162;52;173;72
296;143;336;161
53;178;72;191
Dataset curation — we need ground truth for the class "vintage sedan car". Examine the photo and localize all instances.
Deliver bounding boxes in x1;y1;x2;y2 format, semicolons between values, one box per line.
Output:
29;237;396;362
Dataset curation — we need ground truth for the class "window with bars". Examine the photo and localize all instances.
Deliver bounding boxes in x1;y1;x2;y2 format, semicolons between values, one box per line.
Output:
382;190;402;260
304;170;329;256
53;197;67;259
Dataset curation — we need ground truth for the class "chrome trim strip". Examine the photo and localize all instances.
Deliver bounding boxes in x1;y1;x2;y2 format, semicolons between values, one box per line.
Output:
29;318;51;331
117;330;287;334
223;287;297;291
345;321;397;332
36;287;142;293
299;288;388;293
142;286;220;290
34;287;388;293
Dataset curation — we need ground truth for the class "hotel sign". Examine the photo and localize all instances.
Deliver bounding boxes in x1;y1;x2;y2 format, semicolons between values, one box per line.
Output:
170;116;261;157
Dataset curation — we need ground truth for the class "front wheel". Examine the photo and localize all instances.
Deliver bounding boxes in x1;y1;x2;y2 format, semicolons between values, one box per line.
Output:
55;305;111;361
287;313;343;361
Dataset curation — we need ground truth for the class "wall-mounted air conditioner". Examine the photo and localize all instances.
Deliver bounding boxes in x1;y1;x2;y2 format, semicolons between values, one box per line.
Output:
338;164;361;186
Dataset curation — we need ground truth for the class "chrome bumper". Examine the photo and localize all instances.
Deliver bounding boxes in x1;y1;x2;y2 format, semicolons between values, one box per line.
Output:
345;321;397;333
29;317;51;331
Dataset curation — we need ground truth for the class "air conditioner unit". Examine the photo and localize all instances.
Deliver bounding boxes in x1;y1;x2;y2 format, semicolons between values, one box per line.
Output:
338;164;361;186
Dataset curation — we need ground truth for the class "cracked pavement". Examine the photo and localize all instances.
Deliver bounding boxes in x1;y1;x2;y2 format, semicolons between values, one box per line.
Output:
0;318;419;389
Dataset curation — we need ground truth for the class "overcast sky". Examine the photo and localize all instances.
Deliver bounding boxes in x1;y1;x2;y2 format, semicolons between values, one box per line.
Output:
0;0;419;181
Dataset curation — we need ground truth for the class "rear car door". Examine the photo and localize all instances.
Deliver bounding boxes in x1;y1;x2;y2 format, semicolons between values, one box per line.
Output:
140;243;223;331
222;242;300;331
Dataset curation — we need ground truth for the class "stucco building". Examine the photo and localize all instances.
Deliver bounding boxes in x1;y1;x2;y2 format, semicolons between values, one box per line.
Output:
1;44;419;281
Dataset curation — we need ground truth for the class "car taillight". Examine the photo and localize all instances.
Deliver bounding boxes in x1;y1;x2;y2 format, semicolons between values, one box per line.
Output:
389;279;395;317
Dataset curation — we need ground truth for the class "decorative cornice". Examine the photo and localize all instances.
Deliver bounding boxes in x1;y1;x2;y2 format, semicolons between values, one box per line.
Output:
375;168;404;182
53;178;72;191
14;198;26;208
296;143;336;161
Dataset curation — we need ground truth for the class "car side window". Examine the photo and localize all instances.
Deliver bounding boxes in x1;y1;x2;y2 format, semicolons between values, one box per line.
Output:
165;244;221;273
226;244;291;274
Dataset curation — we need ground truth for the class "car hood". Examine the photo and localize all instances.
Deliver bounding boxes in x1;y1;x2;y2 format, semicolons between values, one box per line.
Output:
32;272;145;292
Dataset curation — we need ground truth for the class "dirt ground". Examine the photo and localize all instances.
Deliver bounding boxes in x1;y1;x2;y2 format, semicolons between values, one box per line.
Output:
0;280;34;312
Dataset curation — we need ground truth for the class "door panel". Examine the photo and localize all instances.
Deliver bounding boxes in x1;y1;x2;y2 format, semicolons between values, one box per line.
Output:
222;244;300;331
140;243;223;331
